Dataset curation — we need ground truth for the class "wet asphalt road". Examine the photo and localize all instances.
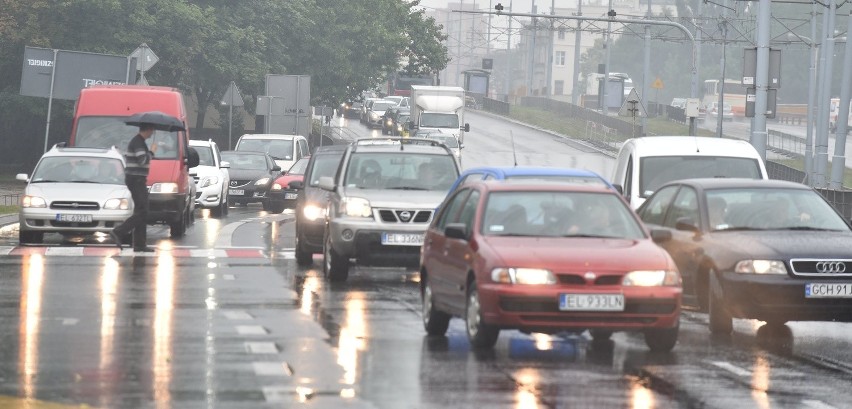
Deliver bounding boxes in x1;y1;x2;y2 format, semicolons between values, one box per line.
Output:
0;113;851;408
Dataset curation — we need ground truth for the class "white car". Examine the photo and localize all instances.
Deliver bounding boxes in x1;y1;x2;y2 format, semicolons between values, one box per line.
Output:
189;140;230;217
17;145;133;244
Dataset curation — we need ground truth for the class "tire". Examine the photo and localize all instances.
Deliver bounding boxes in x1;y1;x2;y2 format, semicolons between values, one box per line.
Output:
211;202;223;218
269;203;285;214
19;230;43;244
645;323;679;352
590;329;613;342
170;209;187;238
708;269;733;335
295;235;313;266
422;273;451;336
696;270;709;312
324;234;349;282
465;280;499;349
262;200;272;212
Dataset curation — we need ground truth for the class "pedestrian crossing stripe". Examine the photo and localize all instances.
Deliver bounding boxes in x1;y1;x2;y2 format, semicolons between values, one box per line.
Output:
0;246;297;259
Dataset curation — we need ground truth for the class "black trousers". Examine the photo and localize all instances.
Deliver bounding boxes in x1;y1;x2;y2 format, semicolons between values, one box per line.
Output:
113;175;149;249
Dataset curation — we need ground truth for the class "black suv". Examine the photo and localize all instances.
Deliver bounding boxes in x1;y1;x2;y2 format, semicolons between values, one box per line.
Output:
291;144;348;266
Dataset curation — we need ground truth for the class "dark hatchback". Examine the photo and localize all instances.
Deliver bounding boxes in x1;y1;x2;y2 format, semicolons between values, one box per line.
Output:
291;144;348;266
220;150;280;210
636;178;852;334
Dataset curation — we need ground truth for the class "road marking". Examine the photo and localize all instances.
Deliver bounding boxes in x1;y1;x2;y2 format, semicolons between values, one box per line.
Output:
710;361;752;377
236;325;268;335
223;274;236;280
802;400;838;409
223;311;254;320
190;248;229;258
252;362;293;376
0;246;269;259
245;342;279;354
214;220;247;248
61;318;78;326
135;319;150;326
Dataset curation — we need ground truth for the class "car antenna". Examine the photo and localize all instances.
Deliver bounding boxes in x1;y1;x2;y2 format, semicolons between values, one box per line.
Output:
510;129;518;167
693;136;700;153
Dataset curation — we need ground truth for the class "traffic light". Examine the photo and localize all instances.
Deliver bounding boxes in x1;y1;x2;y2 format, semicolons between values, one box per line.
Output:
495;3;504;12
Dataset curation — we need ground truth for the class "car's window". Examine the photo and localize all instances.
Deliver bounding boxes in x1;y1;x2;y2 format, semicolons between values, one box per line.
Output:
420;112;459;128
298;139;309;157
624;156;634;200
307;152;345;186
221;153;268;170
663;186;698;228
288;157;310;175
639;156;762;198
459;173;485;185
481;191;645;239
638;185;679;226
237;139;295;161
436;188;471;231
457;190;481;232
370;102;396;113
193;146;215;167
708;187;851;231
31;156;125;185
343;152;458;191
74;116;184;160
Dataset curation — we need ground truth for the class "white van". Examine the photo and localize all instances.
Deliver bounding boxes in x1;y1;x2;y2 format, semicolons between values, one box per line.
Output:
234;133;309;172
613;136;769;208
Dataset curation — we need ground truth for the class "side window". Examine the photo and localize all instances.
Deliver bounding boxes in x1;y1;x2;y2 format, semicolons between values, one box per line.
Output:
436;189;471;230
663;186;699;228
624;157;633;201
459;172;484;185
457;190;481;232
299;139;309;157
638;185;679;226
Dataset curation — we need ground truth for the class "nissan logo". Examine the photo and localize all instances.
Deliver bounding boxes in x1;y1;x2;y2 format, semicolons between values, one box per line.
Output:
816;261;847;274
399;211;412;222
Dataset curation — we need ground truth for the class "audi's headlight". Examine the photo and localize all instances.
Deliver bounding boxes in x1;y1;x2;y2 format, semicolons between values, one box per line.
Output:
199;176;219;188
622;270;681;286
302;204;325;221
22;195;46;208
735;260;787;275
491;268;556;285
103;198;130;210
150;183;178;194
341;197;372;218
255;177;270;186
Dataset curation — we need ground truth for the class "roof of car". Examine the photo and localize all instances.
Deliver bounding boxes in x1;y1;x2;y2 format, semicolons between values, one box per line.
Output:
189;139;217;146
473;180;618;194
621;136;761;158
238;134;302;140
659;177;811;190
461;166;607;179
45;145;124;160
221;150;268;157
350;138;455;155
314;144;350;153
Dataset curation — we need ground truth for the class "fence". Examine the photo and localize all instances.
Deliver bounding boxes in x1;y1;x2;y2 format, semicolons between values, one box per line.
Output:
519;97;643;139
481;97;510;116
1;193;19;206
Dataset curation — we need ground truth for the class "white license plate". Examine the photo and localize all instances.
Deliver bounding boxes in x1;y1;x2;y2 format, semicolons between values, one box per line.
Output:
805;283;852;298
559;294;625;311
56;213;93;223
381;232;424;246
229;189;245;196
284;192;298;200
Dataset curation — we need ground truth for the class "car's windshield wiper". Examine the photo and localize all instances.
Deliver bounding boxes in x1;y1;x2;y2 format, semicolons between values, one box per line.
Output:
561;234;621;239
387;186;428;190
68;180;100;183
713;226;767;231
30;179;60;183
786;226;843;231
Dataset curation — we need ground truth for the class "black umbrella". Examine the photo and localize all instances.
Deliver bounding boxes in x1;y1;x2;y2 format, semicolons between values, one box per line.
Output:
124;111;186;132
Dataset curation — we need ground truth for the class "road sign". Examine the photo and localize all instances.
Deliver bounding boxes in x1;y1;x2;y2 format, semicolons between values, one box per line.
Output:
618;88;647;118
130;43;159;72
221;81;244;107
652;77;664;90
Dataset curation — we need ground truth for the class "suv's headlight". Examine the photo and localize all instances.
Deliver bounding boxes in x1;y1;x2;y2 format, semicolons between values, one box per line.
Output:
103;198;130;210
622;270;681;286
302;204;325;221
271;182;283;191
255;177;270;186
199;176;219;188
150;183;178;194
22;195;46;208
735;260;787;275
491;268;556;285
341;197;372;218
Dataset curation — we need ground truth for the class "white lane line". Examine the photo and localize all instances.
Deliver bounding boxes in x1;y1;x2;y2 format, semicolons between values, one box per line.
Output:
802;400;838;409
252;362;293;376
190;248;229;258
223;311;254;320
236;325;268;335
135;319;150;326
223;274;236;280
214;221;248;248
245;342;279;354
0;246;15;255
262;386;294;403
45;247;84;256
710;361;752;377
61;318;79;326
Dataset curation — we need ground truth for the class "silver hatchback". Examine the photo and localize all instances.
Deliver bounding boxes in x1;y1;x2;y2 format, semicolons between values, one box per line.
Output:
16;145;132;244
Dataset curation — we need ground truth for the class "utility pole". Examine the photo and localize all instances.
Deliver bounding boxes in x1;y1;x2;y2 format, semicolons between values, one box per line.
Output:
815;0;837;187
456;0;464;86
830;9;852;188
805;3;818;184
602;0;613;115
750;0;771;162
572;0;583;106
690;0;703;136
642;0;651;131
505;0;514;100
716;0;728;138
545;0;555;97
528;2;537;95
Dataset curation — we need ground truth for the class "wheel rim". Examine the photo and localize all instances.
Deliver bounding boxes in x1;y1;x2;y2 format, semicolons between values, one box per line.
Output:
467;288;481;336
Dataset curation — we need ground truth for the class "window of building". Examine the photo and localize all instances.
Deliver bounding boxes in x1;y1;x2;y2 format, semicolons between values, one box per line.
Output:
555;51;566;66
558;28;566;40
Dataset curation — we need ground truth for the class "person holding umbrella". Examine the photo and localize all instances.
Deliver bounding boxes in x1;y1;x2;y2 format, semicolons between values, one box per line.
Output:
109;111;185;252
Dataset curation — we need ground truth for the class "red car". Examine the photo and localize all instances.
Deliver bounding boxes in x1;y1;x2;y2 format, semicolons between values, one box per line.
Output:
420;181;682;351
267;156;309;213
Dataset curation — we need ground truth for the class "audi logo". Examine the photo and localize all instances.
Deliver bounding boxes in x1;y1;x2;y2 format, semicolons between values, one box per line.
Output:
399;211;412;222
816;261;847;274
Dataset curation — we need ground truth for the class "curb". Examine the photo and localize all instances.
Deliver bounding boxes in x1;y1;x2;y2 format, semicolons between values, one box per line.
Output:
0;213;16;227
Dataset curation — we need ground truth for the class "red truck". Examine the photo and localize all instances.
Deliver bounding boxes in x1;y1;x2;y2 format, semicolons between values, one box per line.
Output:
68;85;199;237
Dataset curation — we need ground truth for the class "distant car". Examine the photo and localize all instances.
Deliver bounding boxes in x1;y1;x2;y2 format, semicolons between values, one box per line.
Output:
670;98;687;109
420;181;681;351
267;156;310;213
341;101;363;119
234;133;310;172
383;95;409;108
382;107;410;135
706;101;734;122
292;145;348;266
17;145;133;244
414;130;462;163
220;151;281;210
637;178;852;334
364;100;399;128
189;139;230;218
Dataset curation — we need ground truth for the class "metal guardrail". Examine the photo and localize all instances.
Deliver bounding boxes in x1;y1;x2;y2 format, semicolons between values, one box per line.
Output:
1;193;20;206
519;97;644;138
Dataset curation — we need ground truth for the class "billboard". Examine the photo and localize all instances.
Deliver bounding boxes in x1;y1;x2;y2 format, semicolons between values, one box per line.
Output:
20;46;136;101
261;75;311;137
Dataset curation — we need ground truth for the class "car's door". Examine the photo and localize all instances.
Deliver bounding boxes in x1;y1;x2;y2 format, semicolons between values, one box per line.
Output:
445;188;482;311
659;185;703;296
425;188;471;312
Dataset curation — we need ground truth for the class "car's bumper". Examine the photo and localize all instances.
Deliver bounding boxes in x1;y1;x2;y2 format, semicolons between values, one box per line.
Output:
19;208;133;234
228;185;269;203
478;283;681;333
328;217;428;266
719;272;852;322
148;192;188;223
194;183;224;208
268;189;300;209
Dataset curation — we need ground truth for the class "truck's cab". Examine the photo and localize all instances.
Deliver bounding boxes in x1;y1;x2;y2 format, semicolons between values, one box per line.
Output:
68;85;200;238
409;85;470;145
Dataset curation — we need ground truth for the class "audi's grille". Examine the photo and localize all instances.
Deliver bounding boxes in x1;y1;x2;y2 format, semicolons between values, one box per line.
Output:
230;180;251;188
790;259;852;277
378;209;432;223
50;201;99;211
